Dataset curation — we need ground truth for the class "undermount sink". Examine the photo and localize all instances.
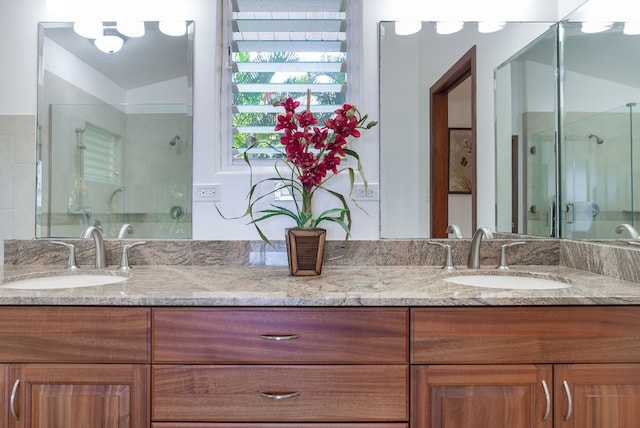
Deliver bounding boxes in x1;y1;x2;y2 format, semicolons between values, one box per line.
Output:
444;274;571;290
1;274;129;290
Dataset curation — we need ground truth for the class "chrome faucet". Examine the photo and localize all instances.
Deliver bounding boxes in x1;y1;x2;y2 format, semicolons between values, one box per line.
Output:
446;223;463;238
117;223;134;239
467;227;494;269
80;226;108;268
615;223;640;239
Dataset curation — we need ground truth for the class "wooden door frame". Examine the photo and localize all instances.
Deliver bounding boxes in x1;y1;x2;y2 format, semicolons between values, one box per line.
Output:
430;46;477;238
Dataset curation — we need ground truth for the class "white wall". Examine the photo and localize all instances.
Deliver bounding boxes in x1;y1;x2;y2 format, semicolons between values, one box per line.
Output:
0;0;578;242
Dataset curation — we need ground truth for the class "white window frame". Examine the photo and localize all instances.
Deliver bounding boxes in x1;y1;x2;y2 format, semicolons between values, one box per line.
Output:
219;0;363;171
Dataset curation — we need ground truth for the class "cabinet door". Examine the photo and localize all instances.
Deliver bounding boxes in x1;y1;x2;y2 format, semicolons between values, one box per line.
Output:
411;365;552;428
8;364;149;428
555;364;640;427
0;365;7;427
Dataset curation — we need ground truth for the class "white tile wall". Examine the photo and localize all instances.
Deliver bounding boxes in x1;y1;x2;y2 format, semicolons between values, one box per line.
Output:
0;115;36;241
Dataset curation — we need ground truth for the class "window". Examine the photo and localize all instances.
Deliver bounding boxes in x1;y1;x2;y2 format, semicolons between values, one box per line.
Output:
81;123;119;183
227;0;351;160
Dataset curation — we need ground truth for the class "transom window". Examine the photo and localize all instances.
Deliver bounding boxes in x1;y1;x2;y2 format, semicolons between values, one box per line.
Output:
227;0;350;160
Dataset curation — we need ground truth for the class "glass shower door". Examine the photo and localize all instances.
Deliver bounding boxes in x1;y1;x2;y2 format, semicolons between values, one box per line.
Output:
561;104;636;239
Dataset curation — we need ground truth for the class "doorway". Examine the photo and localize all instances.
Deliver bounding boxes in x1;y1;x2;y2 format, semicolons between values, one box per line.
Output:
430;46;477;238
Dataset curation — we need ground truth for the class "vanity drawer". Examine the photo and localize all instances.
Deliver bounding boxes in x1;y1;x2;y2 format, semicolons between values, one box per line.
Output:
411;306;640;364
152;308;408;363
152;365;408;422
0;306;150;362
152;424;408;427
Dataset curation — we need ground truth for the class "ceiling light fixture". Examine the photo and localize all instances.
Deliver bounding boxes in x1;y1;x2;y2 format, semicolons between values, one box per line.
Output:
116;21;145;38
73;21;103;39
159;20;187;37
478;21;506;33
436;21;464;35
94;29;125;54
394;21;422;36
623;22;640;35
581;22;613;33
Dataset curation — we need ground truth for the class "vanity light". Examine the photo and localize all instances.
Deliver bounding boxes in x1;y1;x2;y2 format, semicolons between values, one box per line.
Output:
94;33;124;54
436;21;464;35
623;22;640;35
478;21;506;33
159;20;187;36
394;21;422;36
581;22;613;33
73;21;103;39
116;21;145;38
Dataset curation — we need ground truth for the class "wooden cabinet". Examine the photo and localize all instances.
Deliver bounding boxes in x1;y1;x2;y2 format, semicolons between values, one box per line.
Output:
7;364;149;428
0;301;636;427
151;424;408;427
0;364;7;427
554;364;640;427
412;364;552;428
411;307;640;428
152;308;409;426
0;307;151;428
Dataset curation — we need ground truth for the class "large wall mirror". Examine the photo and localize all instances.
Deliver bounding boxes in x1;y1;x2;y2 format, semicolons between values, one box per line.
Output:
380;0;639;240
379;20;554;239
36;21;194;239
496;15;640;240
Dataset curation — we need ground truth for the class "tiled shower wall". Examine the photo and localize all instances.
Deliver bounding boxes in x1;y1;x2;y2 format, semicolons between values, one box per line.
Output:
0;115;36;246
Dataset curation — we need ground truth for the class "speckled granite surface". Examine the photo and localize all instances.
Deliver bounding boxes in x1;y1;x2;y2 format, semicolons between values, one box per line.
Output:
0;264;639;306
2;238;640;307
4;238;560;267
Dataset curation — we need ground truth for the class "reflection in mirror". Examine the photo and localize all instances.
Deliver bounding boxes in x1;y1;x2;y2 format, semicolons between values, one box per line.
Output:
495;25;558;238
495;19;640;240
560;22;640;239
36;21;194;239
379;21;553;239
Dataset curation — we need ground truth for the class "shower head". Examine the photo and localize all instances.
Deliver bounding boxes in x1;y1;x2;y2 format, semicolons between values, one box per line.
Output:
589;134;604;144
170;135;181;146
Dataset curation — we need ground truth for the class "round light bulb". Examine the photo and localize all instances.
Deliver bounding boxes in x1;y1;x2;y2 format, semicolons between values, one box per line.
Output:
117;21;145;38
94;35;124;54
73;21;103;39
159;21;186;37
478;21;506;33
581;22;613;33
394;21;422;36
436;21;464;35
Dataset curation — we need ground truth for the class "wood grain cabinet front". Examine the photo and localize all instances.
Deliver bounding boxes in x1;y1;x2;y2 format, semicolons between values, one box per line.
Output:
0;306;150;363
151;423;408;427
151;308;409;425
152;308;408;364
411;306;640;428
7;364;149;428
0;307;151;428
152;365;408;423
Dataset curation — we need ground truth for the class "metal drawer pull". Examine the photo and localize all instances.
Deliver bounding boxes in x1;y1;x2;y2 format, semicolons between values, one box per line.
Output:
541;380;550;421
563;380;573;421
259;334;300;341
259;391;301;400
10;379;19;420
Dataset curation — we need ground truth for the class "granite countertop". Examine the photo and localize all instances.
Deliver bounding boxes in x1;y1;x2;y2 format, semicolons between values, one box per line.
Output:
1;264;640;306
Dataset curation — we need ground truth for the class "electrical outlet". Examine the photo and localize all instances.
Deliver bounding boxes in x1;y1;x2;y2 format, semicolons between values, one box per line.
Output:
353;183;379;200
193;184;221;202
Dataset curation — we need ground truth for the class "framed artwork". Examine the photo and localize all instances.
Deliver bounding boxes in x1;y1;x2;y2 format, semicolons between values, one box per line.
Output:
448;128;473;194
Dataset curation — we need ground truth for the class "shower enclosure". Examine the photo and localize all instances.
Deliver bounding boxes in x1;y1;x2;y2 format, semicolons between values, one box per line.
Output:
495;21;640;239
562;103;640;238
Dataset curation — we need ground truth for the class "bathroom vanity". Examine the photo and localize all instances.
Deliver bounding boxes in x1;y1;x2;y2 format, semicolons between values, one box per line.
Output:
1;263;640;427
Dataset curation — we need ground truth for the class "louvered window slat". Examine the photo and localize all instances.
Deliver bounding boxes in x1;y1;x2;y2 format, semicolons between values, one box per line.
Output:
83;123;118;183
229;0;348;159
